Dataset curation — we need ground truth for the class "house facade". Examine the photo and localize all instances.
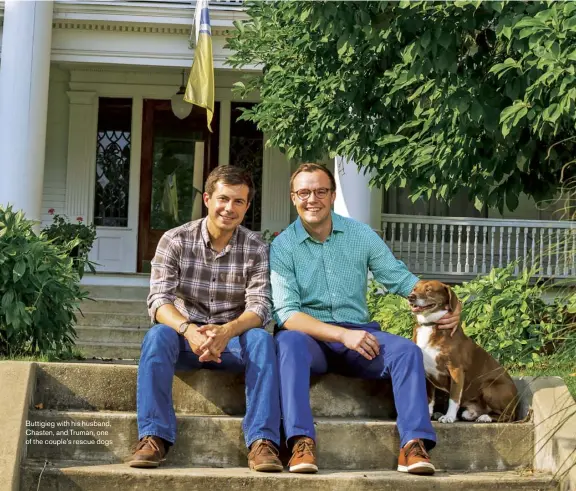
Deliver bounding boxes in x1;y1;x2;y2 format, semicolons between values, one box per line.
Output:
0;0;573;281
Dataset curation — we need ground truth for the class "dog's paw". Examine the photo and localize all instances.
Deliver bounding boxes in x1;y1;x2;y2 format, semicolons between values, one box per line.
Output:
432;411;444;421
438;414;456;424
461;409;478;421
475;414;492;423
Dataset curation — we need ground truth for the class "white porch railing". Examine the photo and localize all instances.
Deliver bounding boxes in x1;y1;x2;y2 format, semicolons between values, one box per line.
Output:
132;0;244;5
381;214;576;279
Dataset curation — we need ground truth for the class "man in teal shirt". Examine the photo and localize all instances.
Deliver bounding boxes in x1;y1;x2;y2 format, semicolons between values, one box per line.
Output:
270;163;461;475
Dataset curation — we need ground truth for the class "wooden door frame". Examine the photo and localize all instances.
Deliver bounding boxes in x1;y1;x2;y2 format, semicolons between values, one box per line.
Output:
137;99;220;272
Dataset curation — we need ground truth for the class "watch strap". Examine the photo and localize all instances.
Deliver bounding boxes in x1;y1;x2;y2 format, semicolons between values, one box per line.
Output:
178;321;191;335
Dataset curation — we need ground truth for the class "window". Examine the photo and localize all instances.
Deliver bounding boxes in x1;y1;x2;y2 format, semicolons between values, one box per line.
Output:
94;98;132;227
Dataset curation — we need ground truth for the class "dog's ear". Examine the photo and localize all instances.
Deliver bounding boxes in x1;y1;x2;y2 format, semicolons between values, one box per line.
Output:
443;283;459;312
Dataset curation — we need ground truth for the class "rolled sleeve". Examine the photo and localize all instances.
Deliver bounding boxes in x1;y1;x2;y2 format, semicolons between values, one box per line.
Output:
244;244;272;326
367;227;419;297
270;241;301;327
147;232;181;323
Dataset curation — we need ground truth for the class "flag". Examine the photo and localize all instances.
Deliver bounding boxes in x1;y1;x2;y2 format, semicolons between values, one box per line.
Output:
184;0;214;132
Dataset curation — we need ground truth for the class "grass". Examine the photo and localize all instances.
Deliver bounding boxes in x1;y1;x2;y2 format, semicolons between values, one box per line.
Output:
508;359;576;401
0;349;85;363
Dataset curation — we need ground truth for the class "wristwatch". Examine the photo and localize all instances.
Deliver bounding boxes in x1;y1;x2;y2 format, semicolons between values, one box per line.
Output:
178;321;191;336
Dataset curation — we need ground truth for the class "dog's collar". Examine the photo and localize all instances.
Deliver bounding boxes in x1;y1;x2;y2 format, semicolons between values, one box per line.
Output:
417;322;436;327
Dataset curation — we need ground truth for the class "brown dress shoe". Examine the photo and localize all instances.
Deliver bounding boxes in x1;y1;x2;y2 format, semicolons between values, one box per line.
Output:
397;439;435;475
127;436;167;468
248;439;283;472
288;436;318;473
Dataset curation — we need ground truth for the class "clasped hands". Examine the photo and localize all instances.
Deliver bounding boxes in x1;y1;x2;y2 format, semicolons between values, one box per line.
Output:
184;323;231;363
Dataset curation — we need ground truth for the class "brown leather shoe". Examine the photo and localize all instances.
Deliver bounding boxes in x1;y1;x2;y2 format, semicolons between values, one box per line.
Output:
127;436;167;468
397;439;435;475
248;439;283;472
288;436;318;473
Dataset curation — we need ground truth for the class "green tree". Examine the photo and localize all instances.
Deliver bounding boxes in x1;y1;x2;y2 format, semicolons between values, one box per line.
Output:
227;1;576;212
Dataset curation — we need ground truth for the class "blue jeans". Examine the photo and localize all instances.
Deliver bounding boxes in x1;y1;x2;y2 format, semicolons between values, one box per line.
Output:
275;321;436;450
137;324;281;448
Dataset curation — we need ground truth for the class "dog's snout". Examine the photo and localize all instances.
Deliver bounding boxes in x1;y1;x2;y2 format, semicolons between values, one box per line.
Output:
407;293;416;302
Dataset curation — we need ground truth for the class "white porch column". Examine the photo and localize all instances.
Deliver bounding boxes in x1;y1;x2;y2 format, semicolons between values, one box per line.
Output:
261;142;291;232
334;156;382;231
218;100;231;166
65;91;98;222
0;0;54;222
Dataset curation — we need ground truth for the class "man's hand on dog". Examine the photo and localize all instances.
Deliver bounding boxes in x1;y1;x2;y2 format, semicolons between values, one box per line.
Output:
341;329;380;361
436;300;462;337
197;324;233;363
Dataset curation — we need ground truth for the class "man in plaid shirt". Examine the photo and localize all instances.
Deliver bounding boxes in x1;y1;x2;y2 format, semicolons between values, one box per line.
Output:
128;166;282;472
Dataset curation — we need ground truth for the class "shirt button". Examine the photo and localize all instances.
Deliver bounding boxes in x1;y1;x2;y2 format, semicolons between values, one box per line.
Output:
212;278;216;282
210;298;214;302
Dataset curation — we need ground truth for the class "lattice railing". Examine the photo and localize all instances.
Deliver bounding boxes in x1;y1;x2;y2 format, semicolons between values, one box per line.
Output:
381;214;576;278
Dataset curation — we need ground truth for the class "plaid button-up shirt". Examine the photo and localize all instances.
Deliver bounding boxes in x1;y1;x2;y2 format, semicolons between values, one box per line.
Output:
147;218;271;327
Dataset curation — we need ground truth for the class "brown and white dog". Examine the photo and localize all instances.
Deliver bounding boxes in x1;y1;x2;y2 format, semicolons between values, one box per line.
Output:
407;280;518;424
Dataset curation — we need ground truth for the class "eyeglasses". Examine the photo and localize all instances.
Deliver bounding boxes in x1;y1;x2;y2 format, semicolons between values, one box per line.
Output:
292;187;332;200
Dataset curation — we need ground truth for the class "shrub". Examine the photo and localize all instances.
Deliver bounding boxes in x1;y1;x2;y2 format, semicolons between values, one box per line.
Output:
453;264;568;367
0;205;87;357
367;280;414;339
42;210;96;278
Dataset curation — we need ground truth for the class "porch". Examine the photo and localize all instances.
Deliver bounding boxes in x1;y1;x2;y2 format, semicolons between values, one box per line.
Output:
381;214;576;280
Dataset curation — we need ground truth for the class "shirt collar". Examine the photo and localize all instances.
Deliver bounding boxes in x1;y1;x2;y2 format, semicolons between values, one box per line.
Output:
201;217;239;252
295;211;344;244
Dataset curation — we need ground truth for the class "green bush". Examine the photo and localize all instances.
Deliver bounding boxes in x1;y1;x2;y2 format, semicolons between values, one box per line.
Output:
42;211;97;278
367;263;571;367
367;280;414;340
453;264;568;367
0;205;87;357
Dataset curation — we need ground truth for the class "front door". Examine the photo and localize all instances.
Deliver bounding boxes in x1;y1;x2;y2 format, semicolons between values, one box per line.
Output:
137;99;219;272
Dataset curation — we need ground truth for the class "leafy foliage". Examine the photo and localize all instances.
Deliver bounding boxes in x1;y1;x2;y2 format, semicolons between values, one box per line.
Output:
0;205;87;357
228;1;576;212
367;280;414;339
43;212;97;278
453;264;569;367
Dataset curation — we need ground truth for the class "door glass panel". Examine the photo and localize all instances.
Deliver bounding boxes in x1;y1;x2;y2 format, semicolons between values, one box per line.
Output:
94;98;132;227
150;134;205;230
230;102;263;231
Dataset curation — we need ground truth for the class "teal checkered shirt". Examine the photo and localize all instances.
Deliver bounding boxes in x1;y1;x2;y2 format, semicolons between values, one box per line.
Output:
270;212;419;327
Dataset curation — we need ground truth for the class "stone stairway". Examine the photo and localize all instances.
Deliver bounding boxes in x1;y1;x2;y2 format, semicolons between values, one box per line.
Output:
74;284;150;360
19;363;556;491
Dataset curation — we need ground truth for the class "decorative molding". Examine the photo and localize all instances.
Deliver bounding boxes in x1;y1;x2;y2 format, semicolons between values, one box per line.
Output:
52;49;237;71
66;90;97;105
65;91;98;221
52;2;247;29
52;21;231;37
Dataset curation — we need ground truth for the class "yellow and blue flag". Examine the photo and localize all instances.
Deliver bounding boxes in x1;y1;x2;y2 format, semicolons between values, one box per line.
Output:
184;0;214;132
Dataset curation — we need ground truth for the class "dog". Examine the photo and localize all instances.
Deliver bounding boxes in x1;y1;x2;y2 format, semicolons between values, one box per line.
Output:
407;280;518;423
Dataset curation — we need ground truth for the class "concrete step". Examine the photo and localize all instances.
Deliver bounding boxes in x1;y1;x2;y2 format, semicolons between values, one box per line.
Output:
75;326;149;345
33;363;397;418
25;410;534;472
79;299;148;316
83;284;150;302
75;312;151;328
74;341;142;360
20;463;556;491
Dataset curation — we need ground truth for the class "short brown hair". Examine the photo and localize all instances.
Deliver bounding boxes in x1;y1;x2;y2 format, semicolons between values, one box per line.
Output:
290;163;336;192
205;165;255;202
